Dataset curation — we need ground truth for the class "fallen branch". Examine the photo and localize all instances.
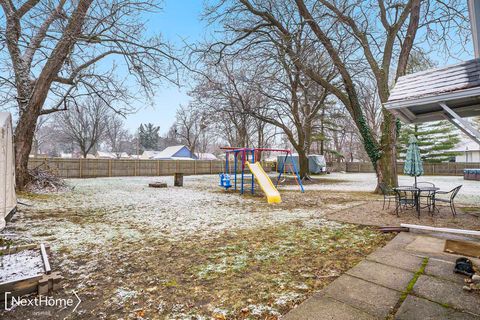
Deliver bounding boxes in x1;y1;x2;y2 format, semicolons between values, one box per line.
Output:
25;167;70;194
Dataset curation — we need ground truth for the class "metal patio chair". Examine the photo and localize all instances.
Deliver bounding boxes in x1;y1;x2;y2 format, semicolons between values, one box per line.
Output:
394;186;420;217
415;182;436;212
379;182;396;209
432;185;462;216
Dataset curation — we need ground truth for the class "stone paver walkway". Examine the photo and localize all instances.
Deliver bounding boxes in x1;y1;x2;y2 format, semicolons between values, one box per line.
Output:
283;232;480;320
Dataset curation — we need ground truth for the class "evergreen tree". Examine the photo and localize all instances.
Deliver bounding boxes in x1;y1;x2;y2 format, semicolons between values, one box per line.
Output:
138;123;160;151
397;51;461;163
398;121;461;163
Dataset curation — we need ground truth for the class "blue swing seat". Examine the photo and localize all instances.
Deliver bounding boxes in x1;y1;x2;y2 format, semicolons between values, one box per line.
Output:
219;173;232;189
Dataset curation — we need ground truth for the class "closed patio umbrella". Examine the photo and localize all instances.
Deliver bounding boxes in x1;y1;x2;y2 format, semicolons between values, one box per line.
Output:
403;134;424;186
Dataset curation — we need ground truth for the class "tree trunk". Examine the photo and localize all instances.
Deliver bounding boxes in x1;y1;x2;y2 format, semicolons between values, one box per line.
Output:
14;111;40;189
297;149;309;180
32;138;39;157
376;110;399;190
8;0;94;190
320;108;325;155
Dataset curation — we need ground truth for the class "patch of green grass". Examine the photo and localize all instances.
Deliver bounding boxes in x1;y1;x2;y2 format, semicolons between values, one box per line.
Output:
438;302;452;308
17;191;57;201
0;237;14;248
192;224;389;284
461;207;480;216
388;257;429;319
32;231;54;237
401;257;428;299
0;237;15;257
163;279;178;287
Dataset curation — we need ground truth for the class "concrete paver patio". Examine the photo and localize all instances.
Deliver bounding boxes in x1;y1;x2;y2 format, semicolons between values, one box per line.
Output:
283;232;480;320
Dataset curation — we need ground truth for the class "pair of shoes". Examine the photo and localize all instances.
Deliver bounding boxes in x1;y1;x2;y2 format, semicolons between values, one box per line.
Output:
454;257;475;277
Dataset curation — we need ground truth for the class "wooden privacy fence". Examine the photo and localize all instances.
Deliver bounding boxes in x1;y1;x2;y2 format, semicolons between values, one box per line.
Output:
28;158;272;179
345;161;480;176
27;158;479;178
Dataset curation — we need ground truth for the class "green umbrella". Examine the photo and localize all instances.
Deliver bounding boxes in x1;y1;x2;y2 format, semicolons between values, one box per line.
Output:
403;134;424;186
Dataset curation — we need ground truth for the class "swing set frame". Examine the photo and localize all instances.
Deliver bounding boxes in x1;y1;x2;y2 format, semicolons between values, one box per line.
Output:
219;147;305;194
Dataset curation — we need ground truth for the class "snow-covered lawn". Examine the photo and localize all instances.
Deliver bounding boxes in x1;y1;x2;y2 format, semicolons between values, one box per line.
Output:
2;173;477;319
2;175;391;319
14;175;362;247
289;172;480;205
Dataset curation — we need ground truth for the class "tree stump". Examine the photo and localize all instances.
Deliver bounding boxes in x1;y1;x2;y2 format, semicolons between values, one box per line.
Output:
174;173;183;187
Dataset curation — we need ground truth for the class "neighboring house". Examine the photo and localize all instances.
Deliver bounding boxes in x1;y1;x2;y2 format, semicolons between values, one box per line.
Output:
86;154;96;159
194;152;218;160
153;145;197;160
95;151;117;159
453;140;480;163
29;154;49;158
115;152;130;159
130;154;142;159
141;150;161;160
60;153;73;159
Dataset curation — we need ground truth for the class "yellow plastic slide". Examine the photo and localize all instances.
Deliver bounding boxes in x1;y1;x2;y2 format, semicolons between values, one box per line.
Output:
246;161;282;204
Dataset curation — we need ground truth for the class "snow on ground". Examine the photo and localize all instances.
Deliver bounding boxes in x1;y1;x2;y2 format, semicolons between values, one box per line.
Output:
0;249;44;283
4;173;472;319
284;172;480;205
12;173;478;255
4;177;389;319
14;175;341;250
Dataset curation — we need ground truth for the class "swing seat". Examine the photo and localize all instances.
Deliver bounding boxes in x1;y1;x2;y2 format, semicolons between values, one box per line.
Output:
219;173;232;189
224;177;232;188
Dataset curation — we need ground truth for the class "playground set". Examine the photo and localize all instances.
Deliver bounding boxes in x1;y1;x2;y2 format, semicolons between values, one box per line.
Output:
218;147;304;203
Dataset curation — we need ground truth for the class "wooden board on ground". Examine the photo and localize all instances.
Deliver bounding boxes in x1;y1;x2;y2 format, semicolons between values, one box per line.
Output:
148;182;167;188
0;244;62;300
445;239;480;258
378;226;410;233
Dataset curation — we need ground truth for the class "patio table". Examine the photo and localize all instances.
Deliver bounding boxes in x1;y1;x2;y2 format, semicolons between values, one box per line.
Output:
393;186;439;217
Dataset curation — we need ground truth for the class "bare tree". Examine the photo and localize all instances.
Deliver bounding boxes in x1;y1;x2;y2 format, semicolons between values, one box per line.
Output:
191;60;258;148
55;98;108;158
247;50;332;178
174;104;208;155
0;0;180;188
104;114;129;157
31;117;50;157
312;102;344;157
204;0;469;189
194;22;333;178
162;126;182;149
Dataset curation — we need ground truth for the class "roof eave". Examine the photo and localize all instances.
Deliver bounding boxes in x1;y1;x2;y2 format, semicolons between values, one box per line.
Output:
385;86;480;110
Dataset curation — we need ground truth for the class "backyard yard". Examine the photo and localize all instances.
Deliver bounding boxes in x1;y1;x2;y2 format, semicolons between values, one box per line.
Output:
1;173;479;319
3;1;480;319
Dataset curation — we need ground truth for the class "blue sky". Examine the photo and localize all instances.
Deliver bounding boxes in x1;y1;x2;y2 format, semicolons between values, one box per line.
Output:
124;0;205;134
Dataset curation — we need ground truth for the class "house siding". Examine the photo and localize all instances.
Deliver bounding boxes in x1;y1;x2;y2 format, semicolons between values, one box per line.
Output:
173;146;197;159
